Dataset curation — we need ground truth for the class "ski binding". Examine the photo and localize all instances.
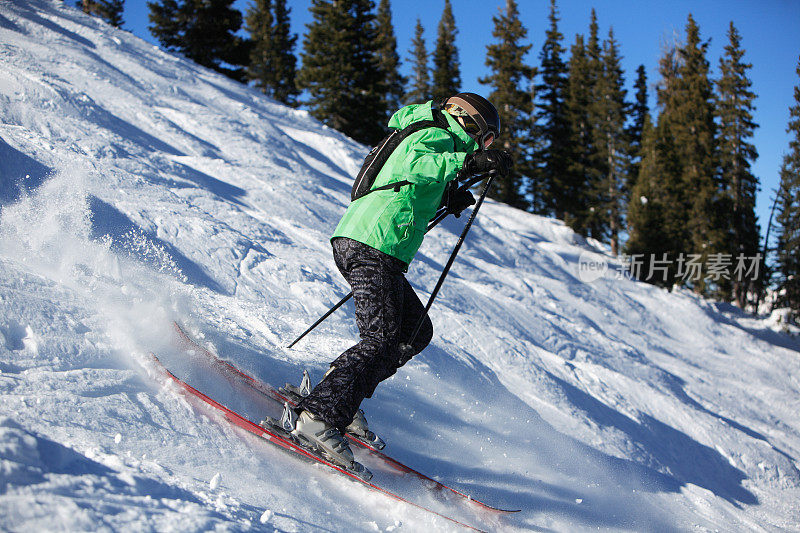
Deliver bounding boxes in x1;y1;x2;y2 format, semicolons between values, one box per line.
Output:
261;403;373;482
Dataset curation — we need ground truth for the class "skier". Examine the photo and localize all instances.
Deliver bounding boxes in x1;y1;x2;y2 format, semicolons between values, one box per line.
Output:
291;93;512;468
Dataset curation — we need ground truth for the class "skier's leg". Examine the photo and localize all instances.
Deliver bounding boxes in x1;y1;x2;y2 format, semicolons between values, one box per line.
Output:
336;268;428;447
371;278;432;382
298;238;406;432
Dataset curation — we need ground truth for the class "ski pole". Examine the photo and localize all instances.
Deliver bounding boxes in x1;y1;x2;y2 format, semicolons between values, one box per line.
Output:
405;170;497;348
287;204;450;349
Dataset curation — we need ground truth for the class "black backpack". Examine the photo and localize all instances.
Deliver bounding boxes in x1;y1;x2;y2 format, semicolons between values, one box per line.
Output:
351;107;451;202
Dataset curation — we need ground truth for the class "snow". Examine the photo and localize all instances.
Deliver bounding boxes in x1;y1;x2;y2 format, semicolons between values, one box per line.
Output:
259;508;273;524
1;1;800;531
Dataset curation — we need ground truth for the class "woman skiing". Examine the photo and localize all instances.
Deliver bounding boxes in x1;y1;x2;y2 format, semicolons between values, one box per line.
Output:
291;93;512;469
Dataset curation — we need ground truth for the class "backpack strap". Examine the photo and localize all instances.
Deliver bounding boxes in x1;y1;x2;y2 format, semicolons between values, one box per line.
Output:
352;107;454;202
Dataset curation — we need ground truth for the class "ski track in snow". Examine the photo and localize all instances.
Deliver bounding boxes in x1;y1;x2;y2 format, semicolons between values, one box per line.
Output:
1;1;800;531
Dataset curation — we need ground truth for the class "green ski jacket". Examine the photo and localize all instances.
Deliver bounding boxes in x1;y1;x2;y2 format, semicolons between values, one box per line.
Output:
332;101;479;266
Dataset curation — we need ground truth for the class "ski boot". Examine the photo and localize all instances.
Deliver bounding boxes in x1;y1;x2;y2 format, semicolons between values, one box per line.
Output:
263;403;372;481
280;369;386;450
345;409;386;450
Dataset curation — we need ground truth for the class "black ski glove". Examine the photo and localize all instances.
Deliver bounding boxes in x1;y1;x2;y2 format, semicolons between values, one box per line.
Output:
448;186;475;217
439;181;476;218
463;149;514;176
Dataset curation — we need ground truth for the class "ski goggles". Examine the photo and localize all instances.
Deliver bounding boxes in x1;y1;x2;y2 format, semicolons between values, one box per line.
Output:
445;102;495;148
479;130;495;149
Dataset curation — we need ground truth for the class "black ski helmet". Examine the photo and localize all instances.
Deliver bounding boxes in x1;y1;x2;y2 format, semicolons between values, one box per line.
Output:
444;92;501;143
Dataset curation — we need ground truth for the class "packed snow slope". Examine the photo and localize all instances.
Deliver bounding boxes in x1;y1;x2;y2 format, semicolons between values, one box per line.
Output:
1;2;799;531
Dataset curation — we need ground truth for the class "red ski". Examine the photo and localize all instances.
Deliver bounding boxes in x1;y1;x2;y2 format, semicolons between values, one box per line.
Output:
171;321;520;514
149;353;488;532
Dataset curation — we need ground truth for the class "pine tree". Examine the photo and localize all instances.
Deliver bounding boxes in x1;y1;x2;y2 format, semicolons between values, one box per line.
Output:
632;17;717;289
297;0;344;130
148;0;249;81
534;0;569;219
627;64;649;193
431;0;461;101
585;8;603;127
585;8;605;201
586;9;601;69
478;0;533;209
561;8;620;240
627;17;718;290
626;44;686;287
563;33;593;233
297;0;387;145
591;28;630;255
406;19;430;104
375;0;405;119
147;0;182;52
271;0;299;105
245;0;299;105
715;21;760;307
654;44;685;247
674;15;719;291
626;114;677;286
560;9;606;239
245;0;274;92
527;83;548;214
775;56;800;321
79;0;125;28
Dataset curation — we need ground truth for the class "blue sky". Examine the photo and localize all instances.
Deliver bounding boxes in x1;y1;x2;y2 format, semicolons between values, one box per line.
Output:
120;0;800;240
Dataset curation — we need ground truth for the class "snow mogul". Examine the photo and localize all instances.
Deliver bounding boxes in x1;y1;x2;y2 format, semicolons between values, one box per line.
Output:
280;93;512;470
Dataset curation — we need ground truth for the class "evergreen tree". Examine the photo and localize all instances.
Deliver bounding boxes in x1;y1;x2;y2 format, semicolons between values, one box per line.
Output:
631;17;717;289
148;0;249;81
245;0;299;105
674;15;719;291
558;10;605;240
271;0;299;104
406;19;431;104
431;0;461;101
375;0;405;118
626;44;686;287
627;64;649;193
585;8;603;138
147;0;181;52
246;0;274;92
715;21;760;306
586;8;601;74
79;0;125;27
527;83;548;214
533;0;569;219
591;28;630;255
563;33;593;233
775;56;800;321
297;0;387;145
654;43;685;230
626;114;677;285
478;0;533;209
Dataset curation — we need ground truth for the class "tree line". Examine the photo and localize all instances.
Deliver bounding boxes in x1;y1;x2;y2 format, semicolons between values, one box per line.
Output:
78;0;800;322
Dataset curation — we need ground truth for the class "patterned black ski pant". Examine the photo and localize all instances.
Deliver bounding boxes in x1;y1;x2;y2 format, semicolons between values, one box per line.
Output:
298;237;433;431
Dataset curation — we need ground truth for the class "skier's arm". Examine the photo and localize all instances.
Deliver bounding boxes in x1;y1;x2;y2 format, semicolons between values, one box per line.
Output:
387;128;468;186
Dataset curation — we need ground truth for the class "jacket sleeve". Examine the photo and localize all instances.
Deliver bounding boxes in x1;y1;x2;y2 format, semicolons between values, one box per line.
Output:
386;127;468;185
